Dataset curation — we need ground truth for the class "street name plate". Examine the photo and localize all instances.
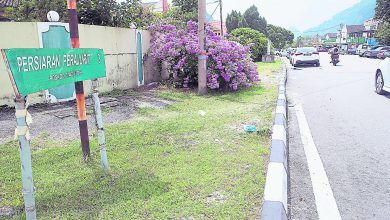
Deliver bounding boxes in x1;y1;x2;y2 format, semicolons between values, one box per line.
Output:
1;48;106;96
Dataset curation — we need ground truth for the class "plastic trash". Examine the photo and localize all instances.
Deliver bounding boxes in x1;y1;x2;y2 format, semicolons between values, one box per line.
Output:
198;110;207;117
244;125;257;133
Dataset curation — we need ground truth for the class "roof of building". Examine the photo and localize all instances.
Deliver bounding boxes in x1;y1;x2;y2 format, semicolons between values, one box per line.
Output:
0;0;19;7
346;25;366;34
325;33;338;38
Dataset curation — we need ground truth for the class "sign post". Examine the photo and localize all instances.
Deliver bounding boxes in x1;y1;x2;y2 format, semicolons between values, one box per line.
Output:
92;79;109;173
67;0;91;159
1;48;108;218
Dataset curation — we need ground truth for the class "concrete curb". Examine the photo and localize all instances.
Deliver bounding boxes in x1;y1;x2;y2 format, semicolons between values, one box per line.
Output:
261;65;288;220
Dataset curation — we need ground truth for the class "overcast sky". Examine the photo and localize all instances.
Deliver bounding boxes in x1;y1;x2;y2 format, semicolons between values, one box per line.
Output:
137;0;361;31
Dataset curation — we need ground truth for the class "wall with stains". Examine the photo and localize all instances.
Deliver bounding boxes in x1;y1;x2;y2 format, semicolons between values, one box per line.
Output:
0;22;158;107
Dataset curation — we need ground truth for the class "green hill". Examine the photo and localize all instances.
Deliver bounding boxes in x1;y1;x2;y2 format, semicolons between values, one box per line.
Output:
302;0;376;36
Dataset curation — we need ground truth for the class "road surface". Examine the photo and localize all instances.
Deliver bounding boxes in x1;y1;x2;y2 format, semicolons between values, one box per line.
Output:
287;53;390;220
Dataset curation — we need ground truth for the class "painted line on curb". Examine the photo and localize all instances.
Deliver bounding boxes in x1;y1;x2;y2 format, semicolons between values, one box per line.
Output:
295;104;342;220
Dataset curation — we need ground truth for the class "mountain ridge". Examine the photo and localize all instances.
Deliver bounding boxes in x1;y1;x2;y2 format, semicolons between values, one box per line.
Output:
299;0;376;36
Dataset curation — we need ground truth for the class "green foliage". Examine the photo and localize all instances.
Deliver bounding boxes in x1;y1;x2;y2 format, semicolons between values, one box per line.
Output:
243;5;267;35
78;0;117;26
5;0;68;22
376;22;390;45
226;5;267;35
114;0;157;29
172;0;198;13
266;24;294;49
375;0;390;21
158;4;198;26
230;28;268;61
4;0;156;29
226;10;248;33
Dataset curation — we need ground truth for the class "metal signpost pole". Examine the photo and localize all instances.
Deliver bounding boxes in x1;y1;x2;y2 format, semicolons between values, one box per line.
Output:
15;97;37;220
91;80;109;173
67;0;91;159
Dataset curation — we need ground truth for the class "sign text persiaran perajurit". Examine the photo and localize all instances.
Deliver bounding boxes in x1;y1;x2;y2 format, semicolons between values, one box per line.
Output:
1;48;106;97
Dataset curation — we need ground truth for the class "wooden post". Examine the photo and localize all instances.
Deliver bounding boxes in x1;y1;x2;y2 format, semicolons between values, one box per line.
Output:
67;0;91;159
198;0;207;95
91;80;109;173
15;97;36;220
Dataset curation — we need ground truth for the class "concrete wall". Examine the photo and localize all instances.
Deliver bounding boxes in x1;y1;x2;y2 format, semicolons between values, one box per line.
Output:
0;22;158;106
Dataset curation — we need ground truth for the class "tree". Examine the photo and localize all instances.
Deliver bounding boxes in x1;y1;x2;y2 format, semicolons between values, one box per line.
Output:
243;5;267;35
267;24;294;49
375;0;390;45
376;22;390;45
230;28;268;61
78;0;117;26
375;0;390;21
172;0;198;13
5;0;68;22
226;10;247;33
113;0;156;29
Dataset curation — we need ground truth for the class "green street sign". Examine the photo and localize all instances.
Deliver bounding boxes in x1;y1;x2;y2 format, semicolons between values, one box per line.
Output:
1;48;106;97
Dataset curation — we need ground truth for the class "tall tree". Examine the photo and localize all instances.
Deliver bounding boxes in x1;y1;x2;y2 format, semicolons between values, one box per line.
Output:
243;5;267;35
375;0;390;21
226;10;247;33
375;0;390;45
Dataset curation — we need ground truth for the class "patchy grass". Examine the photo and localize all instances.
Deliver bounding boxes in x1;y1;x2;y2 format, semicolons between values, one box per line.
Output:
0;61;282;219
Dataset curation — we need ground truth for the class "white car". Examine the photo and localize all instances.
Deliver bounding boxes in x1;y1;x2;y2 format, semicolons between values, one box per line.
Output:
291;47;320;67
375;58;390;95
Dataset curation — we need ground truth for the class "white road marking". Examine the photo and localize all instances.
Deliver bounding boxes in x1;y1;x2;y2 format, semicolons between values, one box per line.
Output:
295;104;342;220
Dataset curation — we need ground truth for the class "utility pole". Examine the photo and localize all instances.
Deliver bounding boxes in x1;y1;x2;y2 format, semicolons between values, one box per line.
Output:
67;0;91;159
162;0;168;12
339;23;343;49
198;0;207;95
219;0;223;36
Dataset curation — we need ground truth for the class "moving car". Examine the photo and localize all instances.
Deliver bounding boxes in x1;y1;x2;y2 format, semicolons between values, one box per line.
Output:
375;58;390;95
365;46;390;58
291;47;320;67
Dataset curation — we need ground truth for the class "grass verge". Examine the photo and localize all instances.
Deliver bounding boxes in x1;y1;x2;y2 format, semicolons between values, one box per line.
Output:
0;60;282;219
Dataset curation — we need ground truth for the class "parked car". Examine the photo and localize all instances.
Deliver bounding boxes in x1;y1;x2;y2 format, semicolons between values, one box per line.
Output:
377;49;390;59
384;51;390;59
363;45;383;57
366;46;390;58
357;44;370;57
347;48;357;55
276;50;288;57
317;47;328;52
375;58;390;95
291;47;320;67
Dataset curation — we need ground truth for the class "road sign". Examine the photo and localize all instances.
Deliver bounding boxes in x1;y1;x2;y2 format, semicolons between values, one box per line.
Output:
1;48;106;97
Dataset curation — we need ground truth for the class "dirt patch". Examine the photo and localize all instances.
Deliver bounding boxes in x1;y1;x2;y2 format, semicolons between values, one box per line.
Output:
206;191;227;205
0;86;173;145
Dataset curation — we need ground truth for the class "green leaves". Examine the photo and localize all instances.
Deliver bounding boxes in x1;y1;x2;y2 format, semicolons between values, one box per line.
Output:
376;22;390;45
266;24;294;49
230;28;268;62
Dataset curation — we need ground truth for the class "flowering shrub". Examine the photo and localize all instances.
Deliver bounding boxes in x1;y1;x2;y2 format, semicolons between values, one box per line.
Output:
148;21;260;91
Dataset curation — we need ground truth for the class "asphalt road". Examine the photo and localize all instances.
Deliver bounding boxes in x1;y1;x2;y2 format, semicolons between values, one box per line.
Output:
287;53;390;220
